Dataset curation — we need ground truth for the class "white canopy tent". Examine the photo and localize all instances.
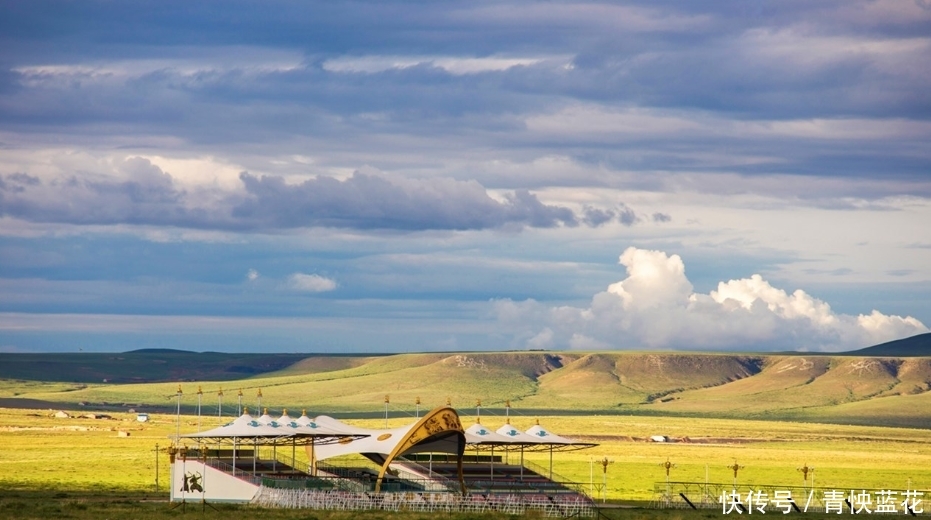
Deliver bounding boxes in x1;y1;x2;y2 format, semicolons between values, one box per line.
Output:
181;408;366;477
456;417;599;480
523;420;597;478
464;420;515;481
177;405;595;494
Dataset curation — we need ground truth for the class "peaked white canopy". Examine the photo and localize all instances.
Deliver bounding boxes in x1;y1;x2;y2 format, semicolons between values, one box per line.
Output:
181;410;364;446
523;421;597;451
495;421;549;445
464;421;517;445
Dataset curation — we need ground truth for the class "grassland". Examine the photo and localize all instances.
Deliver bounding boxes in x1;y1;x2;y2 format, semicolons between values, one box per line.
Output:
3;407;931;502
3;349;930;518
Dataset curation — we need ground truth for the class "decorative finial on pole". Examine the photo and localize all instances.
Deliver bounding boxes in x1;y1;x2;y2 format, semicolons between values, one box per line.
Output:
599;457;614;503
217;386;223;421
728;461;745;488
797;463;815;489
661;458;676;477
196;386;203;430
174;385;183;445
384;395;390;428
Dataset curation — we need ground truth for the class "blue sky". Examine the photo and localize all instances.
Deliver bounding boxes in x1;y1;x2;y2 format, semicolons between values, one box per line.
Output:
1;1;929;353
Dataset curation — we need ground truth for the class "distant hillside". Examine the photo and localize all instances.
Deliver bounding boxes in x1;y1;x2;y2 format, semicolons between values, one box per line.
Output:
0;351;318;383
846;332;931;357
2;349;929;428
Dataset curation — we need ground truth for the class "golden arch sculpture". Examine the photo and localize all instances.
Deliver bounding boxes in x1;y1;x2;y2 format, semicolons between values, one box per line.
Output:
375;406;466;493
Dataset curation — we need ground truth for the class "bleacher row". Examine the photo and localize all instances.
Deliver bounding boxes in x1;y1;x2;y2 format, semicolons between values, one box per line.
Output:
206;451;592;504
416;461;583;495
252;488;597;517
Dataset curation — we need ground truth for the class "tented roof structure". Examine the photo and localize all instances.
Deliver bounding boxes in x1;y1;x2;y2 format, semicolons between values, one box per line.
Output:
523;420;597;451
311;406;467;493
495;420;553;446
464;421;517;445
312;408;465;466
181;409;363;446
294;410;314;426
178;405;596;493
462;418;598;452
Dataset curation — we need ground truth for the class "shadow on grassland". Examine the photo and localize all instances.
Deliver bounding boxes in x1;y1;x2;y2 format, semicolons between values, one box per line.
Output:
0;489;879;520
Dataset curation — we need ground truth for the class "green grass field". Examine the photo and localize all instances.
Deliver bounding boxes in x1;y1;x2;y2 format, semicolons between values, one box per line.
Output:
2;350;930;518
2;408;930;501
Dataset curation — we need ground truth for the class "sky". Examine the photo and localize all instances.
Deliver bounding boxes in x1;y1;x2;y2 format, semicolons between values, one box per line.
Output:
1;0;929;353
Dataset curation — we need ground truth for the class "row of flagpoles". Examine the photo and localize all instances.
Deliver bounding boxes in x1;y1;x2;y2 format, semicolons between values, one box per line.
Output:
171;385;518;441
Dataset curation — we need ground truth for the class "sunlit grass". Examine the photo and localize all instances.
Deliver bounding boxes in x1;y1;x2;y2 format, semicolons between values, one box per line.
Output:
2;407;931;508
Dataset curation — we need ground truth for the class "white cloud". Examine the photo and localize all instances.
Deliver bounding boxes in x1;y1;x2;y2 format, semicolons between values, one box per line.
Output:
525;103;931;142
246;269;259;282
321;55;551;75
526;327;554;349
13;47;304;82
288;273;337;293
496;247;928;352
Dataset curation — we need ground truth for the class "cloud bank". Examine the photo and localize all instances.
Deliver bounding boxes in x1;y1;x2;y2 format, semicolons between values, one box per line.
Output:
496;247;928;352
0;161;650;231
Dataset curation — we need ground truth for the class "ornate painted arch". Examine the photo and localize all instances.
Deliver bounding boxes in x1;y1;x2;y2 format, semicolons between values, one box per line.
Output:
375;406;466;493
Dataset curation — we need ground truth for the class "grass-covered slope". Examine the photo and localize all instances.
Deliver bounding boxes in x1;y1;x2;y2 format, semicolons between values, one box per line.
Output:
1;348;930;427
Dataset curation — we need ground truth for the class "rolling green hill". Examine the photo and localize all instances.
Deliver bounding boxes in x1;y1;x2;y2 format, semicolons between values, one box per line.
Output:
2;348;930;428
848;332;931;356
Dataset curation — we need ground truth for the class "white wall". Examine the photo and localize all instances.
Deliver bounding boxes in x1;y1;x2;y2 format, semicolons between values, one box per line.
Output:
170;459;259;503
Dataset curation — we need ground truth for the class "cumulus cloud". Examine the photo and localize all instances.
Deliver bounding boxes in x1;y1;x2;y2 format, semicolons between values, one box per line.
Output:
246;269;259;282
288;273;337;293
496;247;928;352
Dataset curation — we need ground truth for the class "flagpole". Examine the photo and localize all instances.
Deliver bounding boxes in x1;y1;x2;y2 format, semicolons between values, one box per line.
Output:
175;385;183;445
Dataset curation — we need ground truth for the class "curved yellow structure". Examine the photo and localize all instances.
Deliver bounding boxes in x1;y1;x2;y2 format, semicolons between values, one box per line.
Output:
374;406;465;493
